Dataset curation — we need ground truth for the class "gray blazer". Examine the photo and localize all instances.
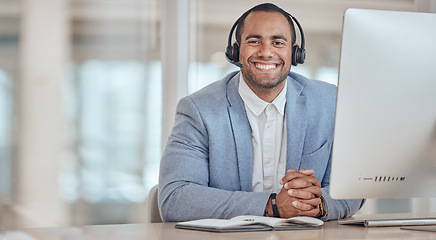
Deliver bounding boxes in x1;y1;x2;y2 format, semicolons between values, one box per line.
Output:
158;71;363;222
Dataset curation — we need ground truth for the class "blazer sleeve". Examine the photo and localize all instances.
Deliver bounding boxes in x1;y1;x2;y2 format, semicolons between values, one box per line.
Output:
158;96;270;222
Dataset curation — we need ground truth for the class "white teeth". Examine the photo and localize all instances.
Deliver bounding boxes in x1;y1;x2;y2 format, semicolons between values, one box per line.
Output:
255;63;277;70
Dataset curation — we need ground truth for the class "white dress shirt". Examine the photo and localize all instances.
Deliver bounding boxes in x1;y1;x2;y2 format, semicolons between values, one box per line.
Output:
238;74;288;193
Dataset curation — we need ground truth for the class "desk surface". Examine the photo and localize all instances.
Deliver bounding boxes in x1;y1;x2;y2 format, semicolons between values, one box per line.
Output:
7;220;436;240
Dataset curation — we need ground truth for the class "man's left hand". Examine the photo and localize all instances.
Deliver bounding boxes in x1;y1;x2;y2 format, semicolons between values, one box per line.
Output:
280;168;322;213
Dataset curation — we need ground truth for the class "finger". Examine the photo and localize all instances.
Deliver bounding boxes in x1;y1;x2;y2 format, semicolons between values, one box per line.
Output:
283;176;321;189
280;170;313;185
298;207;320;218
285;168;314;175
292;198;321;210
299;198;322;207
288;189;315;199
292;200;316;211
284;177;316;189
281;169;298;184
288;186;322;199
298;168;315;175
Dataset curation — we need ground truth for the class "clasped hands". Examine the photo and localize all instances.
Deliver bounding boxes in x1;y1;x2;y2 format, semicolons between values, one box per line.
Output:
267;168;322;218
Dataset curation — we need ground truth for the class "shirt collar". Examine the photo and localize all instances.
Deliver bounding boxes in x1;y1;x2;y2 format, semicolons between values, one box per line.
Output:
238;74;287;116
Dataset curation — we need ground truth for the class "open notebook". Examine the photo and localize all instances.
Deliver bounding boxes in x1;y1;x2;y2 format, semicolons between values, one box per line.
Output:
175;215;323;232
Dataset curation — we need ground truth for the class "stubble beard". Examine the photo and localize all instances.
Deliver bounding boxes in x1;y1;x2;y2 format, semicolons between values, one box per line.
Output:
241;59;289;89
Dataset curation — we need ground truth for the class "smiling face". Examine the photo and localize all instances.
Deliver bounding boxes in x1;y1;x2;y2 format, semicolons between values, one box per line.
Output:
239;11;293;102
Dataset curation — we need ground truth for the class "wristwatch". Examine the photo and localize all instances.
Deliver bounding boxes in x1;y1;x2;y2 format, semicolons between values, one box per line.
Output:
318;196;327;218
270;193;280;218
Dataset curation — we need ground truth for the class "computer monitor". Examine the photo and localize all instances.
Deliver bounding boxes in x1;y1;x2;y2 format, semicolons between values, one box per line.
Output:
330;8;436;199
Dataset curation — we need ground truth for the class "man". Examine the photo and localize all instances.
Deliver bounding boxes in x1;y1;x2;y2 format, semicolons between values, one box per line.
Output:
158;3;364;222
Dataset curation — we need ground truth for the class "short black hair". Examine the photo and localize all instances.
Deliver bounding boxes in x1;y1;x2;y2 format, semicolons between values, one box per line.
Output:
235;3;296;46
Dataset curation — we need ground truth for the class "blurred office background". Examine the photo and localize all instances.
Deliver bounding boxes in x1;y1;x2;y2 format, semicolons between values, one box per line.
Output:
1;0;435;228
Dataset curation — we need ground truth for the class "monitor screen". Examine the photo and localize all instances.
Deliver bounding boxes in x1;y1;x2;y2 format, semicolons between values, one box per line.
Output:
329;9;436;199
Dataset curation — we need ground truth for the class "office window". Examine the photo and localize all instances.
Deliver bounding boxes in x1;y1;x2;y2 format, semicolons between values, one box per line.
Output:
0;1;19;209
62;0;162;225
0;70;13;203
316;67;338;86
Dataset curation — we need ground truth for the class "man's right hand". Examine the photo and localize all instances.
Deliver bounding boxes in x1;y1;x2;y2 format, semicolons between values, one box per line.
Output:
266;186;320;218
267;169;321;218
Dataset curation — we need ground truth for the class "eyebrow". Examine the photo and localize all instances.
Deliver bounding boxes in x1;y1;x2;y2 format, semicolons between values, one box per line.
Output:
272;35;288;41
245;34;262;40
245;35;288;41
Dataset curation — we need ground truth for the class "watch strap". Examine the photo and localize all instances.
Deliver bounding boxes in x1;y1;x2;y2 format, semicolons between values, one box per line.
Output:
270;193;280;218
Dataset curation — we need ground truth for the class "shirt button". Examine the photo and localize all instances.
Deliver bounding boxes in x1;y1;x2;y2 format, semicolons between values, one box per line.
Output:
267;123;272;128
266;158;271;164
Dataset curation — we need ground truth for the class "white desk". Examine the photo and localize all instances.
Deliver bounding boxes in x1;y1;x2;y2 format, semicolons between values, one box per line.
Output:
4;219;436;240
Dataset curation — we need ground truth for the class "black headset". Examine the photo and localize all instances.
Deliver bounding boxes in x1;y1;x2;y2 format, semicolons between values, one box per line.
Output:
225;12;306;67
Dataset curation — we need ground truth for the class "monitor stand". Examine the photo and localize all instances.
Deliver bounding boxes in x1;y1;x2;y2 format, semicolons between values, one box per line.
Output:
401;225;436;232
339;213;436;228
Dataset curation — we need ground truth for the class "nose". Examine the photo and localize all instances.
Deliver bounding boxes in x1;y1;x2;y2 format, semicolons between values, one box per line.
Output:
258;43;274;58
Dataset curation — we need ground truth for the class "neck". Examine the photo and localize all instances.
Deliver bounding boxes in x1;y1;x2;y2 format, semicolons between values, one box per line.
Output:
244;80;286;103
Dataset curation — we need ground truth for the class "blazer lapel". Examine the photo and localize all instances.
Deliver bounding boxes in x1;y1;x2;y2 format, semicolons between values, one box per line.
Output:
226;73;253;192
285;77;308;171
224;72;308;190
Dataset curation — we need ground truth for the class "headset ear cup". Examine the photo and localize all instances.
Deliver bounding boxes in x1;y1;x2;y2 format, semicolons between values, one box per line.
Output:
232;42;240;63
292;45;299;66
226;45;234;61
297;48;306;65
292;45;306;66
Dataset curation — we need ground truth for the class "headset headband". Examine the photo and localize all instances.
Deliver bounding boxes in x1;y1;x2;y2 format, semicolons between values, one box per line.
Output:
225;11;306;67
